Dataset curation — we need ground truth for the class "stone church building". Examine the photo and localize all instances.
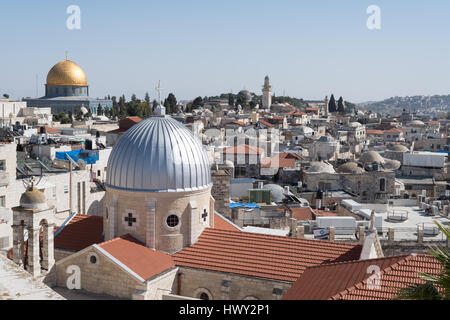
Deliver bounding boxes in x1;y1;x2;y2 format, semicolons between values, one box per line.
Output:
12;115;370;300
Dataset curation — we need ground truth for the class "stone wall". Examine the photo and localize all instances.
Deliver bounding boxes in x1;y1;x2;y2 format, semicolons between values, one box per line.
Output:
56;247;142;299
104;186;213;254
178;267;292;300
211;170;231;219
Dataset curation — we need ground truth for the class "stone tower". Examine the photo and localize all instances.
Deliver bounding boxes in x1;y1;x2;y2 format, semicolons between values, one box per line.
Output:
324;96;329;117
12;186;56;277
262;76;272;110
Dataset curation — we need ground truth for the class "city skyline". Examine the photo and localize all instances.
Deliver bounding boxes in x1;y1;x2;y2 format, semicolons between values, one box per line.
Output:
2;0;450;103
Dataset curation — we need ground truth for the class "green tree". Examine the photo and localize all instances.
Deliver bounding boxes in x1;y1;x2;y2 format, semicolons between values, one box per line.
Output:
337;96;345;113
97;104;104;116
192;96;203;108
397;222;450;300
3;94;9;99
328;94;337;113
228;94;235;107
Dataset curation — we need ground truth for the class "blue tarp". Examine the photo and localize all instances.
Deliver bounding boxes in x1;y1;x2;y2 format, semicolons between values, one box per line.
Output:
229;203;261;209
56;150;99;165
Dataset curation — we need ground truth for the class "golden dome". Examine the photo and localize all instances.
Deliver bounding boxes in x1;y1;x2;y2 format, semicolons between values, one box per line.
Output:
46;59;87;86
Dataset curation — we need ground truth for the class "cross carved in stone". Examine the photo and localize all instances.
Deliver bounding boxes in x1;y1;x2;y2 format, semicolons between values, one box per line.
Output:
202;209;208;222
125;213;136;227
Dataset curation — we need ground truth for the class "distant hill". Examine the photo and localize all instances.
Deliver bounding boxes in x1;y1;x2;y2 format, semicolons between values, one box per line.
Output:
357;95;450;114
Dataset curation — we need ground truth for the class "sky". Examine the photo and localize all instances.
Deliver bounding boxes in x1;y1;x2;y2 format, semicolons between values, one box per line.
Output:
1;0;450;103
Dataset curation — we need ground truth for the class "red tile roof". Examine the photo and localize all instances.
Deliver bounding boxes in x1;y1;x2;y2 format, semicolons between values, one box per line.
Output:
45;126;62;134
291;208;314;221
258;120;274;128
314;209;338;217
54;215;104;252
213;213;241;232
222;144;263;155
231;121;246;126
366;130;384;136
261;153;304;168
283;254;443;300
306;108;320;112
384;128;402;134
173;228;362;282
98;234;175;280
109;116;142;133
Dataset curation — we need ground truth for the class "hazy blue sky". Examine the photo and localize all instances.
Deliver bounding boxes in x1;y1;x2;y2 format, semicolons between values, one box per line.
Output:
1;0;450;103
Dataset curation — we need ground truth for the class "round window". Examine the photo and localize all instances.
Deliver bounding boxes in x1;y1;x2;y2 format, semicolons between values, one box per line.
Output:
166;215;179;228
90;255;97;264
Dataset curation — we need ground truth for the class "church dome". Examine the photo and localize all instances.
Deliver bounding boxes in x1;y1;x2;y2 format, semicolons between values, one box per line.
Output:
237;90;253;102
360;151;385;165
20;187;48;210
337;162;364;174
46;59;88;86
106;116;212;192
388;144;409;152
307;162;336;174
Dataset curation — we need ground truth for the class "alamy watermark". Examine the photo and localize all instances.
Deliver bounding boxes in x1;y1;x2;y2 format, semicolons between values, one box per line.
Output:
367;5;381;30
66;5;81;30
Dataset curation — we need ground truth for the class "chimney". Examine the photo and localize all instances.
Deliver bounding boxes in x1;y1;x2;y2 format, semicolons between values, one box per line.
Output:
329;227;335;241
284;186;290;195
358;226;366;245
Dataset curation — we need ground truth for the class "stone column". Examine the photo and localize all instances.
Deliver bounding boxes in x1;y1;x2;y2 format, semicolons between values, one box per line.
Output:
329;227;335;241
417;228;424;245
12;224;24;266
358;226;366;245
27;227;41;277
388;228;395;244
146;201;156;249
296;226;304;239
42;223;55;270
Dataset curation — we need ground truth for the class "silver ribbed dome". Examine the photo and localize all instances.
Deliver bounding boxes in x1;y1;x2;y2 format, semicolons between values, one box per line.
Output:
106;116;211;192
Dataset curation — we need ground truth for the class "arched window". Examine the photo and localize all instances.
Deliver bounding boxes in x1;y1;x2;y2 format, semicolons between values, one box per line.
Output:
199;293;210;300
380;178;386;192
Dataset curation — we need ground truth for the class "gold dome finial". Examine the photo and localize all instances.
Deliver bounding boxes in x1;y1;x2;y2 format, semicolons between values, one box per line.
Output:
46;58;87;86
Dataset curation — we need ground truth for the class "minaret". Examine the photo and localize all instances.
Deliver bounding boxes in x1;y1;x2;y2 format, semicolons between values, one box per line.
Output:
324;96;329;117
154;80;166;116
262;75;272;110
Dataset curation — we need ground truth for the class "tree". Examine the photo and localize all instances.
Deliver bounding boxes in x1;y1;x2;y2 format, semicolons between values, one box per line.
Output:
337;96;345;113
397;222;450;300
97;104;104;116
164;93;177;114
131;94;137;102
145;92;150;105
228;94;235;107
3;94;9;99
192;96;203;108
328;94;337;113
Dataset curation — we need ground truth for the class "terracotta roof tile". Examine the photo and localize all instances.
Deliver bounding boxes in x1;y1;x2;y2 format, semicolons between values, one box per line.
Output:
98;234;175;280
291;208;314;221
222;144;263;155
314;209;338;217
283;254;443;300
54;215;104;252
258;120;274;128
173;228;362;282
213;213;241;232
